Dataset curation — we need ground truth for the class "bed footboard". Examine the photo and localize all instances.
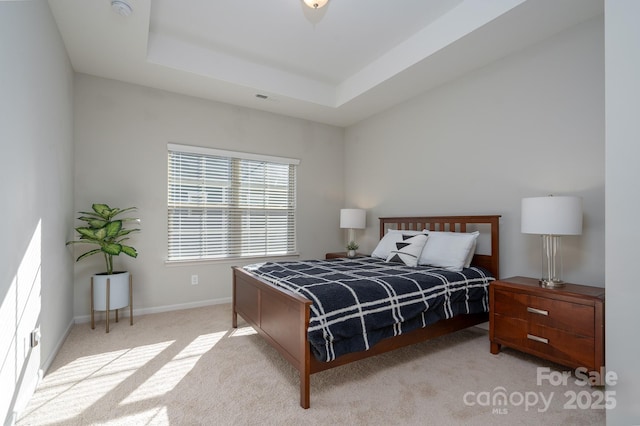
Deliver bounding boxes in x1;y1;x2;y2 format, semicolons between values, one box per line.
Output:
232;266;313;408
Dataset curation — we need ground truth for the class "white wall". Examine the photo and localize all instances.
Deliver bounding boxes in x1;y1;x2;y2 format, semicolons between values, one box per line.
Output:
605;0;640;424
72;74;345;317
344;17;605;286
0;1;75;424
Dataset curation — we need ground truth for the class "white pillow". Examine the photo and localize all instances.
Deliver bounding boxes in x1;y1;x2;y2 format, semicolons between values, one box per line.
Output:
371;229;425;260
418;231;479;272
464;238;478;268
386;234;429;267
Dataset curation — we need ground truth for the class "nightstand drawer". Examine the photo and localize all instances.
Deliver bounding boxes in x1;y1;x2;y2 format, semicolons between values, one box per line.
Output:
493;288;595;337
493;317;595;369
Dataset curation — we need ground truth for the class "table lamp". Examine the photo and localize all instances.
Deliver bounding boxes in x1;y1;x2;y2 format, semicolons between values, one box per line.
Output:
340;209;366;252
521;195;582;288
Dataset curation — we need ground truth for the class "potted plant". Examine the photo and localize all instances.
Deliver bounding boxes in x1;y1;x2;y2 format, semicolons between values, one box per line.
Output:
66;203;140;330
346;241;359;258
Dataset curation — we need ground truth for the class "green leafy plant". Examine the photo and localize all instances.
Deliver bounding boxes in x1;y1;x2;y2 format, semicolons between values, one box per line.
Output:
346;241;359;251
66;203;140;275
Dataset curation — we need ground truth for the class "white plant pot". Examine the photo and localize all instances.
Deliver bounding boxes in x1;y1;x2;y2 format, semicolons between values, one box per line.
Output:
92;271;130;311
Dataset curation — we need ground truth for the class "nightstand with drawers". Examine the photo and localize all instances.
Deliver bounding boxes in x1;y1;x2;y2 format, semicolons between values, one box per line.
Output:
489;276;605;372
325;252;365;259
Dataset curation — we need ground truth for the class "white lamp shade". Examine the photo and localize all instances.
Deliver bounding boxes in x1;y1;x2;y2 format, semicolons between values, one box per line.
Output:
521;196;583;235
340;209;366;229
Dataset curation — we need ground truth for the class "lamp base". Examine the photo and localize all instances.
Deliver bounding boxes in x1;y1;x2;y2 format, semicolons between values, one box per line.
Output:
539;234;566;289
539;279;565;289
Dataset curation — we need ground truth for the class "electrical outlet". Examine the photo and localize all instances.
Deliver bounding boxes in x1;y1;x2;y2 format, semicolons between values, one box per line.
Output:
191;274;199;285
30;328;41;348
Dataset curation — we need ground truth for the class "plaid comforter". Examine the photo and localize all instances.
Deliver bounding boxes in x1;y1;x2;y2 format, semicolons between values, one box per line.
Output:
244;257;493;362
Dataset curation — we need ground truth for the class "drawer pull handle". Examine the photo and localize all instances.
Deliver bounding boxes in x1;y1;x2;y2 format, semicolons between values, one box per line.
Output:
527;307;549;316
527;334;549;344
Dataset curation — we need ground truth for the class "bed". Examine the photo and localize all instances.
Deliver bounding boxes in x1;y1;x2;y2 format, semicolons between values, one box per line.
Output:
231;215;500;408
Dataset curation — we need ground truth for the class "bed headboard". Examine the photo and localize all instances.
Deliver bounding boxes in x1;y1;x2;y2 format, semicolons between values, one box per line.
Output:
379;215;501;279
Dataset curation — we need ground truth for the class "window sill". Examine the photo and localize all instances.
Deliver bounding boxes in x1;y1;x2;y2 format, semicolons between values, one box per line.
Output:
164;252;300;267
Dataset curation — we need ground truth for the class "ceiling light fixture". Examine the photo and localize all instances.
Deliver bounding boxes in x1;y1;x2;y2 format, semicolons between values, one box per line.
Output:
303;0;328;9
111;0;133;16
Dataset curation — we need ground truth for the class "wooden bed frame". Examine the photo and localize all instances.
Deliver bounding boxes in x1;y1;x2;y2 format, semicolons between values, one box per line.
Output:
231;215;500;408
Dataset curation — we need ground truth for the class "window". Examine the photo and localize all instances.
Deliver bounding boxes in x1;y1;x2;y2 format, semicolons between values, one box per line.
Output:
167;143;299;262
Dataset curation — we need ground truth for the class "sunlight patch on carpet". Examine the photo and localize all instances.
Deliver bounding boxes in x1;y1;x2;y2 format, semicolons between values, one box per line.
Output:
121;331;225;404
21;341;174;424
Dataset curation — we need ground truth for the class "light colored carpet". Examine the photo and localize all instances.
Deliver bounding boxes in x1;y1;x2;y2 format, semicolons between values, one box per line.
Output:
18;304;605;425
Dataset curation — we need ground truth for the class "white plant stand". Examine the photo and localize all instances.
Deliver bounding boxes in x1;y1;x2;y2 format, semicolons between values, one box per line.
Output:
90;272;133;333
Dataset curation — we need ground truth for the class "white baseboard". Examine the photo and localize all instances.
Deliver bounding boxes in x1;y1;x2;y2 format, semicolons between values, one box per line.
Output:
73;297;232;324
42;318;74;373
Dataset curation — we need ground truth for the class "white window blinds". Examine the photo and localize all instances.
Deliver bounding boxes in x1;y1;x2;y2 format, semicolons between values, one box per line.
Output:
167;144;299;261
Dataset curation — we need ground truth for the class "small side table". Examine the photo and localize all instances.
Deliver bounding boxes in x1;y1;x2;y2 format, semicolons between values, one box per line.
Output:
325;252;365;259
90;273;134;333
